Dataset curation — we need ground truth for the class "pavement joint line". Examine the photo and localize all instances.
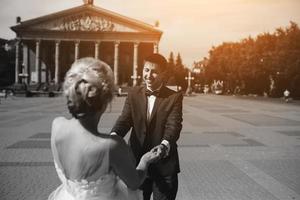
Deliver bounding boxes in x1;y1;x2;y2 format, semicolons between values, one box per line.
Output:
223;114;300;127
181;131;193;134
26;138;51;140
202;131;245;137
0;102;65;116
179;144;210;147
28;132;51;139
0;162;53;167
6;140;51;149
0;114;46;124
277;131;300;136
222;139;266;147
184;104;256;129
230;159;300;200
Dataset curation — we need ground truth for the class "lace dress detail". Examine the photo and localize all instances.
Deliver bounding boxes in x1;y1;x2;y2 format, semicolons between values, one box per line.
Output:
49;161;141;200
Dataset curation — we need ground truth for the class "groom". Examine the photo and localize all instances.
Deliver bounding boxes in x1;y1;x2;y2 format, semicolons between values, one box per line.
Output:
111;53;183;200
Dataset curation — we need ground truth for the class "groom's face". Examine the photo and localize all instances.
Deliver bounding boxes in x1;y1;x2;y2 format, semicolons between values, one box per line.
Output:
143;61;163;91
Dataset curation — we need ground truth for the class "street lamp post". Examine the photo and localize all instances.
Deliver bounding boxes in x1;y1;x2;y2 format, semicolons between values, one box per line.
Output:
185;70;194;96
131;75;141;86
19;63;29;93
192;66;202;93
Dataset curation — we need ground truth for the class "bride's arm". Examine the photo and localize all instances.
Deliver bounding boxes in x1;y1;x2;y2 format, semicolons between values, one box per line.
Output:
51;117;64;168
109;135;158;190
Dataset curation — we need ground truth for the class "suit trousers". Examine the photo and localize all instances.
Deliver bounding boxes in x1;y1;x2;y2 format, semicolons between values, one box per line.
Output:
141;174;178;200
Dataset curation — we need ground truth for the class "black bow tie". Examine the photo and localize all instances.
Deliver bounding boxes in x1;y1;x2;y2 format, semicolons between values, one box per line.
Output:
145;89;160;97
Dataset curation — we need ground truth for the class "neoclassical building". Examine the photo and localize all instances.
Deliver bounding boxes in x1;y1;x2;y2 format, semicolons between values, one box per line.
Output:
11;1;162;87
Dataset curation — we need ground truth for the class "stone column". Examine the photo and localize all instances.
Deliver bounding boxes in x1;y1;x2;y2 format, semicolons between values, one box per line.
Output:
113;41;120;85
153;43;159;54
22;43;29;84
132;42;139;86
15;40;20;83
35;40;41;83
94;41;100;59
55;40;60;84
74;41;80;61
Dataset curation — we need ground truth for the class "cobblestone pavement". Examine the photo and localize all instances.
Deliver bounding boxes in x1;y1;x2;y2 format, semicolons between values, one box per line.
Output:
0;94;300;200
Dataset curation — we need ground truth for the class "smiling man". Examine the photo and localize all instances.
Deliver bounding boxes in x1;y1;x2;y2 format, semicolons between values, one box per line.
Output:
111;53;183;200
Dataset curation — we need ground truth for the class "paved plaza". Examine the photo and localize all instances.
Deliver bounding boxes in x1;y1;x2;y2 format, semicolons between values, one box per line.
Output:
0;94;300;200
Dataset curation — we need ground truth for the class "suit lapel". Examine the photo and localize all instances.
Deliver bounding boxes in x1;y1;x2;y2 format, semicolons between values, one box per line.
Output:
132;87;148;145
138;87;148;127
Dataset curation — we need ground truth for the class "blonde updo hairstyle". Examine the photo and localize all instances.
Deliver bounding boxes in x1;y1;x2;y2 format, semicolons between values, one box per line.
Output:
63;57;114;118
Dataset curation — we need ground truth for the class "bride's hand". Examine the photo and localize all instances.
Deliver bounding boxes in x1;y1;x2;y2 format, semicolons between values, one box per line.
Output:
141;149;161;164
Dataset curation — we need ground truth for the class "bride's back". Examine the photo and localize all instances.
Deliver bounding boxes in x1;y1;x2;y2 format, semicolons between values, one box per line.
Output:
52;117;111;182
50;57;114;182
49;58;144;200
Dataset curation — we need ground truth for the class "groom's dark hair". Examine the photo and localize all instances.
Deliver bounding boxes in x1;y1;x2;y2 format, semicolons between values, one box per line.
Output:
144;53;167;72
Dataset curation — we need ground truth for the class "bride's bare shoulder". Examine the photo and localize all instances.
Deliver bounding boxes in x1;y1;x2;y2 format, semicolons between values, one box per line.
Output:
52;116;70;127
51;117;72;137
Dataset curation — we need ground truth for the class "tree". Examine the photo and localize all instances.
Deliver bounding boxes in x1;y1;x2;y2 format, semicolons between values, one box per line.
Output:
174;53;187;89
200;22;300;97
166;52;176;85
168;52;175;69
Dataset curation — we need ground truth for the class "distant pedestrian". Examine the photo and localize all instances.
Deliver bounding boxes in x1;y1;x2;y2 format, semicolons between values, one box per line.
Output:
283;89;290;102
0;90;7;98
118;86;122;96
204;85;209;94
0;90;7;104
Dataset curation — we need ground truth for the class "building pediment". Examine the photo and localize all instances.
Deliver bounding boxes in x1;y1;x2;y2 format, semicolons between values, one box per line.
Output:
11;4;162;34
30;11;140;33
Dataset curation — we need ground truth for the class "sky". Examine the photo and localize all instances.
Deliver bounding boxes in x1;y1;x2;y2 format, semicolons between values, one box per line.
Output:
0;0;300;67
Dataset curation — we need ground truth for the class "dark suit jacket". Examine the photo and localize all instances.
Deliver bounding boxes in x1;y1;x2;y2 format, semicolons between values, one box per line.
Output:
111;85;183;177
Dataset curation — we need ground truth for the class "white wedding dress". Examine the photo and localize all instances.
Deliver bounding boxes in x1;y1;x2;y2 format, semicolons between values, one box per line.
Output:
48;149;142;200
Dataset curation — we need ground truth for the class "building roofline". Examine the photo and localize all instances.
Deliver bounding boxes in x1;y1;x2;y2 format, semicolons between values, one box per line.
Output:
11;4;162;34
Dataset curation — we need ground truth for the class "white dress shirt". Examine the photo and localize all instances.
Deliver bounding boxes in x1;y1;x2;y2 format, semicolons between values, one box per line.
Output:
146;86;170;156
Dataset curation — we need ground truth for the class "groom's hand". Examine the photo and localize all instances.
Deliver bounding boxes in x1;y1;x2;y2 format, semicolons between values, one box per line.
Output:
152;144;168;159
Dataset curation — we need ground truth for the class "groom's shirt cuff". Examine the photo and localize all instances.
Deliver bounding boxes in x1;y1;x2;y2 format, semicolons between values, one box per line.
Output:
161;140;170;156
110;132;117;136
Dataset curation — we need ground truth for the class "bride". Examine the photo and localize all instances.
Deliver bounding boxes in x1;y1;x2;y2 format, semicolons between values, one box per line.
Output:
48;57;160;200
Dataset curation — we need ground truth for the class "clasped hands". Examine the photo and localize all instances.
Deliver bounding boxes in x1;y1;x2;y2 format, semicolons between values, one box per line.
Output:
143;144;168;164
152;144;168;159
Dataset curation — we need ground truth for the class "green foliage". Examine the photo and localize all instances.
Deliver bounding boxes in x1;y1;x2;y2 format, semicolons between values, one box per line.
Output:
166;52;188;89
202;22;300;97
168;52;175;69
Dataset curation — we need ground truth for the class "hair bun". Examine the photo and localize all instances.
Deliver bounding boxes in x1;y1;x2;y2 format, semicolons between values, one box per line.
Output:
63;58;114;118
